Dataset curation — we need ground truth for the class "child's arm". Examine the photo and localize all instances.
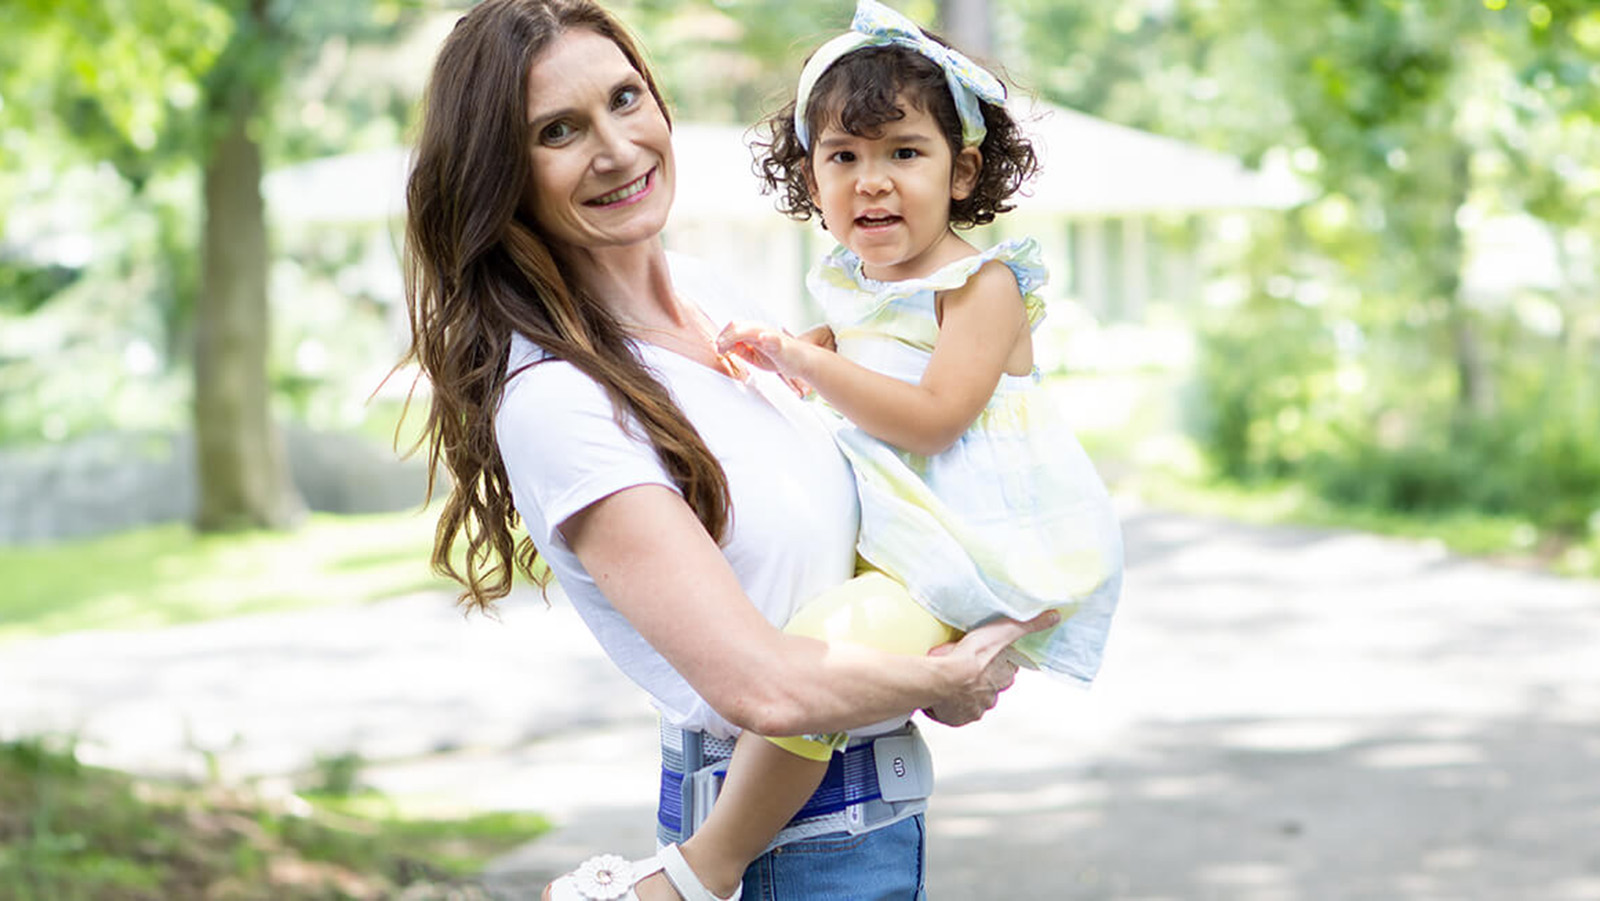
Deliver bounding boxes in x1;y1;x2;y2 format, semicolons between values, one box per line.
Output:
796;323;836;352
719;261;1029;456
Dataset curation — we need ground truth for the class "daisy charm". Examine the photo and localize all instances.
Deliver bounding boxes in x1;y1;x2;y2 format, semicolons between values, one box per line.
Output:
572;854;635;900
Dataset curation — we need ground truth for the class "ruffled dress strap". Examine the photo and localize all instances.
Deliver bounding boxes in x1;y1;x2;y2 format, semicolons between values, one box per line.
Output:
808;237;1050;331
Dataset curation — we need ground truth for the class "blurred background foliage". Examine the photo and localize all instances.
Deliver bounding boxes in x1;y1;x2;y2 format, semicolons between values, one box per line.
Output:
0;0;1597;565
0;1;1596;893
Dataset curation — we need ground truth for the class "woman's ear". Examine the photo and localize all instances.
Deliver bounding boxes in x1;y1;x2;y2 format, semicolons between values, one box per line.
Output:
951;147;982;201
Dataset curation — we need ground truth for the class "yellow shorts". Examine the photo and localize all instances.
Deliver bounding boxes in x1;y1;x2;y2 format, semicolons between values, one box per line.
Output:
766;569;959;761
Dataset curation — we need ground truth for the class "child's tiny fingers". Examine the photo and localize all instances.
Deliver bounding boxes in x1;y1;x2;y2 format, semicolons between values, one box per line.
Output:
715;321;754;351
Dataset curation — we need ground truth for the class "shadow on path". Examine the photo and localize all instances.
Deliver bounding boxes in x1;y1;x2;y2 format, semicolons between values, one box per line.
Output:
5;506;1599;899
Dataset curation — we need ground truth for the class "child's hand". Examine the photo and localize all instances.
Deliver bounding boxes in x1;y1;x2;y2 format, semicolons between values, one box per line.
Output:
717;322;821;396
716;321;789;372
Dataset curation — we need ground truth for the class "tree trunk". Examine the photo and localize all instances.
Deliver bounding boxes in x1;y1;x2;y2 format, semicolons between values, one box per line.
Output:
193;94;306;532
938;0;994;59
1435;147;1492;419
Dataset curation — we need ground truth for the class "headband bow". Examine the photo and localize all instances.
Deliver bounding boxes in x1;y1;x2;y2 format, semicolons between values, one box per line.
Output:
794;0;1007;150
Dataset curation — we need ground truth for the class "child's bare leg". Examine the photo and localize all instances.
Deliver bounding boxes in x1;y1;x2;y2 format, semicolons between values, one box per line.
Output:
675;735;829;897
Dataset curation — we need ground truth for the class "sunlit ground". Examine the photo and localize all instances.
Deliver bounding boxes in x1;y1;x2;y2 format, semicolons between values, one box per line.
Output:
0;505;450;643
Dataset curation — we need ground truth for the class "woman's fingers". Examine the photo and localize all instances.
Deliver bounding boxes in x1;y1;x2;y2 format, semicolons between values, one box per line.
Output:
922;611;1055;727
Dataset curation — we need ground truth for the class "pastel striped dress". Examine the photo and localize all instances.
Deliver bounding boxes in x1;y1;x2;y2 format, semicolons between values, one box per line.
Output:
809;237;1122;684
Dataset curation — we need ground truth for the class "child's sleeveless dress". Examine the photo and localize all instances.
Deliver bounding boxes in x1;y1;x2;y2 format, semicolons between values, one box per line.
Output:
808;237;1122;684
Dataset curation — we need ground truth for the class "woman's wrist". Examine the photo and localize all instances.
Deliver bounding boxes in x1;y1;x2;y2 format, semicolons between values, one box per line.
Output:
923;648;972;708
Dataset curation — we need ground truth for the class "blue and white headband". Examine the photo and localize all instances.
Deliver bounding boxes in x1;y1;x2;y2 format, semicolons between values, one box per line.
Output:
793;0;1007;151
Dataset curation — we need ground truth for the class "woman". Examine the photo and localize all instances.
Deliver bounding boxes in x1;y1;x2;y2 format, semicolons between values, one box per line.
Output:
400;2;1053;898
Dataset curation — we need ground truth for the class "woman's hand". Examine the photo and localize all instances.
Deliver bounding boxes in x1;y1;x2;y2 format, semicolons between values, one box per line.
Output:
922;611;1058;727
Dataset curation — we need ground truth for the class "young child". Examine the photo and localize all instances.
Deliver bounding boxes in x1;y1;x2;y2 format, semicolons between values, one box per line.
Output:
549;2;1120;899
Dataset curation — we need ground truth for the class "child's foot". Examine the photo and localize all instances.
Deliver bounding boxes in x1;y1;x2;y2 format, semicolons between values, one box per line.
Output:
631;871;684;901
676;842;748;899
542;845;740;901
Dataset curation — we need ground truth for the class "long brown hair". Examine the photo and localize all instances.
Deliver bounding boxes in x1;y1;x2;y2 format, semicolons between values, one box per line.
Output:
399;0;729;614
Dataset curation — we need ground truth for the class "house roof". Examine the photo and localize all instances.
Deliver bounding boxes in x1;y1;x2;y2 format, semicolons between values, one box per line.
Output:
1011;101;1308;215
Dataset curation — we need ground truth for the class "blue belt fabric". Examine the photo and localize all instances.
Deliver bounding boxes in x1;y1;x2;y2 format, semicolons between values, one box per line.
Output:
657;733;884;842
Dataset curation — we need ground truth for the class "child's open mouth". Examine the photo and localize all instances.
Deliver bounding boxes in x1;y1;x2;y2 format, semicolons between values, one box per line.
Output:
855;214;901;228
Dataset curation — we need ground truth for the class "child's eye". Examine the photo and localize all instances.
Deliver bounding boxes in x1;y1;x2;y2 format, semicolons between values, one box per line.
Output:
829;150;856;164
539;120;576;145
893;147;920;160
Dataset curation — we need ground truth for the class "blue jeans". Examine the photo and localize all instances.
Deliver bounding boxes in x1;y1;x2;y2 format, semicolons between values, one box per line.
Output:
739;815;926;900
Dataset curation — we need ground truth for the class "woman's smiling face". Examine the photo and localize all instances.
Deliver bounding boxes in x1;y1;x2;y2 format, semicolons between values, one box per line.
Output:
522;28;675;252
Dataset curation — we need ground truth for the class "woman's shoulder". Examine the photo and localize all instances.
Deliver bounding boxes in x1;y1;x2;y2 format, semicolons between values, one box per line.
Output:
500;335;610;420
495;341;659;481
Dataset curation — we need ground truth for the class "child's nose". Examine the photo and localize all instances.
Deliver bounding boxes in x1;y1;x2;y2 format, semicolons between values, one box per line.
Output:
855;166;891;196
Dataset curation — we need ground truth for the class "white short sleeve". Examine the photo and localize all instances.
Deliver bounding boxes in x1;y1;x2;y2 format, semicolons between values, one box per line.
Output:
495;352;675;548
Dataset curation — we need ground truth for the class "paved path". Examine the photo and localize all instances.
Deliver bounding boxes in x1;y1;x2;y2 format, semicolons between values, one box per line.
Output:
5;504;1599;899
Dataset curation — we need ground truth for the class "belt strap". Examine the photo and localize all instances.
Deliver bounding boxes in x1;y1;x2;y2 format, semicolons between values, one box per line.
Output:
657;722;926;848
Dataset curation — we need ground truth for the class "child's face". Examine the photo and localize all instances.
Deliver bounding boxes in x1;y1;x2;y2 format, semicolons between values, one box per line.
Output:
807;95;981;282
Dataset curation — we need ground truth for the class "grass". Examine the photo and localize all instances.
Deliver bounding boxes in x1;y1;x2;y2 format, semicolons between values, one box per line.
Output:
0;736;547;900
0;507;455;644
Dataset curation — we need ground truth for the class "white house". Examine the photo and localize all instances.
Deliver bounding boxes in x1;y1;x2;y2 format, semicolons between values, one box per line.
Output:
263;102;1307;372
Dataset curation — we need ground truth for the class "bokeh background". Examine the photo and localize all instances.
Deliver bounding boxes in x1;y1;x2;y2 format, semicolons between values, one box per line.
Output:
1;0;1597;896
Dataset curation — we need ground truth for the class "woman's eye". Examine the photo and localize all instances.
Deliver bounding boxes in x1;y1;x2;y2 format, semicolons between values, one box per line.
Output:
540;121;575;145
613;85;641;110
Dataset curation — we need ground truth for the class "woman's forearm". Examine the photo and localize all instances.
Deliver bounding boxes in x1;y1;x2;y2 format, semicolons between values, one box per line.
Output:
744;611;1051;735
726;631;958;736
562;484;1028;735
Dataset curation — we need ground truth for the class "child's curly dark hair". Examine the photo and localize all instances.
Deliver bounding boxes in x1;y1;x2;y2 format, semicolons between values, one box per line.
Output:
752;40;1038;230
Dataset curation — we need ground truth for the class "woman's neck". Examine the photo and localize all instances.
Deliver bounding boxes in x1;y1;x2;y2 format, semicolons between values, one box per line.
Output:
558;237;746;379
558;238;685;327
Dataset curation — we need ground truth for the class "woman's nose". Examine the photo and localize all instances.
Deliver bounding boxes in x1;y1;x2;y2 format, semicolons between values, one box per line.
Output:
591;118;639;172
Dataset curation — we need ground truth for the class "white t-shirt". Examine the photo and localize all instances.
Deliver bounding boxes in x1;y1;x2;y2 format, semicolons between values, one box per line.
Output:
495;254;860;738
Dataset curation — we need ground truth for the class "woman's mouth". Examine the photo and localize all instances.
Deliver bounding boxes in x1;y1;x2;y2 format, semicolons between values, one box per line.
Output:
587;169;654;207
